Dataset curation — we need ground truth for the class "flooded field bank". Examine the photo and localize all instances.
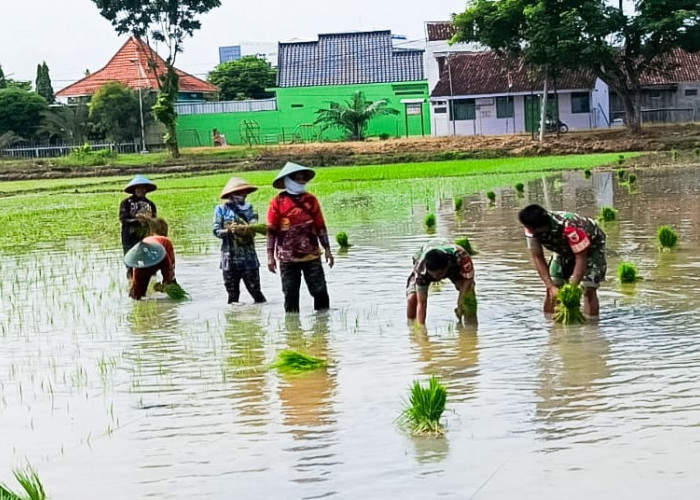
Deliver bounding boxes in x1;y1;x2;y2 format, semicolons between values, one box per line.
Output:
1;164;699;498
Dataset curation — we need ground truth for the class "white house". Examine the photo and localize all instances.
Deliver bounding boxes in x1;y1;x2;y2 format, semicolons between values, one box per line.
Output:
424;21;480;93
429;51;610;136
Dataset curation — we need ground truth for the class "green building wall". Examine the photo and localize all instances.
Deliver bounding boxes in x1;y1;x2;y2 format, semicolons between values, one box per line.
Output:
176;81;430;147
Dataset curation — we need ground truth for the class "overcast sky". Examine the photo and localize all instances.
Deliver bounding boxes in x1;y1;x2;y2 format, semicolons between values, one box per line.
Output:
0;0;467;88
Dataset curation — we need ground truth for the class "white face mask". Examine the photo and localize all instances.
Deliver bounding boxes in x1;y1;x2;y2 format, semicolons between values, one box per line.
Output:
284;176;307;195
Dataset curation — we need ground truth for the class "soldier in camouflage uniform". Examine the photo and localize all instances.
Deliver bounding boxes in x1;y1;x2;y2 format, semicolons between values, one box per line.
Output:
518;204;607;317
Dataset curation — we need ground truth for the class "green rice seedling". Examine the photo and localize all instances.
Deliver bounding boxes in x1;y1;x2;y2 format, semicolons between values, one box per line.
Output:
694;147;700;157
486;190;496;204
162;283;189;301
455;237;478;256
272;350;327;374
617;155;625;165
597;206;618;222
584;168;592;179
671;149;679;162
553;284;585;324
454;197;463;211
617;168;626;181
424;213;436;229
399;376;447;436
459;290;478;319
628;173;637;184
335;231;351;249
657;225;679;251
618;262;639;284
514;182;525;195
0;466;46;500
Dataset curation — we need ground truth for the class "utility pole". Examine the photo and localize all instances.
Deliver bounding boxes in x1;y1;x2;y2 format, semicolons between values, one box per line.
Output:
130;58;149;154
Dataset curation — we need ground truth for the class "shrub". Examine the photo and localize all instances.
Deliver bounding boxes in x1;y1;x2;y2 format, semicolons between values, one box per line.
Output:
399;376;447;436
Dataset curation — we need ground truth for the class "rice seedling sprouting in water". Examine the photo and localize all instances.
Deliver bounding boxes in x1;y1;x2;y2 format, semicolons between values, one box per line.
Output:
272;350;327;374
0;466;46;500
514;183;525;196
617;155;625;166
671;149;679;162
455;236;478;256
584;168;592;179
552;284;586;324
399;376;447;436
597;206;618;222
454;197;463;211
628;173;637;184
486;190;496;204
459;290;478;320
618;262;639;284
163;283;189;300
424;213;436;230
617;168;626;181
335;231;351;249
657;225;679;251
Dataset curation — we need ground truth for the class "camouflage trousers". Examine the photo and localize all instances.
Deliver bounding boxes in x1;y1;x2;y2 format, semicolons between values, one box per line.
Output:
549;247;607;289
223;268;266;303
279;258;329;313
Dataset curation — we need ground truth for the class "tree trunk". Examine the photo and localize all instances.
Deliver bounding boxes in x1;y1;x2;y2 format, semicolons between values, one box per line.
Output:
152;67;181;158
622;90;642;133
539;75;549;142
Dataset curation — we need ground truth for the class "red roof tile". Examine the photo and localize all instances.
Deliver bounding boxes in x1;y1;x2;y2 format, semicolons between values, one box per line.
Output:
56;37;217;98
639;48;700;86
431;52;596;97
426;22;458;42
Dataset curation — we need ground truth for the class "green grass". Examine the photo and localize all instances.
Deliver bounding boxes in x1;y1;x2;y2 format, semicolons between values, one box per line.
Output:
271;350;327;374
618;262;639;284
553;284;585;324
597;206;618;222
335;231;351;249
0;466;46;500
399;376;447;436
657;225;679;251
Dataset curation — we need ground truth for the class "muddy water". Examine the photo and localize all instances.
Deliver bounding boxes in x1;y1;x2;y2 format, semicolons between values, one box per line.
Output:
1;166;700;499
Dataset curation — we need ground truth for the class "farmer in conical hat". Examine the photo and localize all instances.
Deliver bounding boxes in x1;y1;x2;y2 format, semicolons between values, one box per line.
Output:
267;162;333;313
120;175;157;278
125;216;177;300
213;177;266;304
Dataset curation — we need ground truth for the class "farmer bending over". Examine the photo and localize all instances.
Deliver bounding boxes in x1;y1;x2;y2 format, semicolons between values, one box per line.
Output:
125;217;177;300
406;242;476;326
518;204;607;317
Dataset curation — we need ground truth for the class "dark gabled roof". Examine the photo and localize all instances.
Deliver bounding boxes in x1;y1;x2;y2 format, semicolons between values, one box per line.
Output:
431;52;596;97
277;30;424;87
640;48;700;85
56;37;217;98
426;22;458;42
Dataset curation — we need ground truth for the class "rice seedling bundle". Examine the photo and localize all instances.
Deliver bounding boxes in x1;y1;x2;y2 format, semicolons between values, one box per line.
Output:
617;155;625;165
0;466;46;500
597;206;618;222
657;225;679;251
163;283;189;300
399;376;447;436
455;237;478;256
671;149;679;161
454;197;464;211
628;173;637;184
460;291;478;318
553;284;585;324
486;191;496;204
272;350;327;374
618;262;639;284
617;168;626;180
335;231;351;249
424;213;436;229
584;169;592;179
514;182;525;195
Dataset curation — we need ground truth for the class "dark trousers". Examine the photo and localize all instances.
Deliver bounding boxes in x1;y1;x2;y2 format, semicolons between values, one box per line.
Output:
279;259;329;313
223;268;266;303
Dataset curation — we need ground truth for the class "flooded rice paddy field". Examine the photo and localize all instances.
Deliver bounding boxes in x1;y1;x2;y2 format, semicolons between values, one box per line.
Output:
1;164;700;498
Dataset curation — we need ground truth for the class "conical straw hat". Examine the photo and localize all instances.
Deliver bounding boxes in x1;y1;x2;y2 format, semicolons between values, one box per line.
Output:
124;175;157;194
272;162;316;189
124;241;166;269
220;177;258;199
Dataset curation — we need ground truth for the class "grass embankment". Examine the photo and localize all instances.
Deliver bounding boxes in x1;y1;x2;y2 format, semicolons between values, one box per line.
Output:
1;122;698;180
0;153;631;253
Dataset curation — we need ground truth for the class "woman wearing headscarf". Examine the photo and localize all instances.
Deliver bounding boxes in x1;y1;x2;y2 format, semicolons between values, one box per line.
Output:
119;175;157;278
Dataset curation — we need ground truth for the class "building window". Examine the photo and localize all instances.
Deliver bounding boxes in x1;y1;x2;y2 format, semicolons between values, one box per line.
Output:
571;92;591;113
450;99;476;120
496;96;514;118
434;107;447;114
291;104;303;108
685;88;698;97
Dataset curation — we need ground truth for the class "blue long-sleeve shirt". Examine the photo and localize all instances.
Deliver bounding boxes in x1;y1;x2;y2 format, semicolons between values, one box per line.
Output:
213;202;260;271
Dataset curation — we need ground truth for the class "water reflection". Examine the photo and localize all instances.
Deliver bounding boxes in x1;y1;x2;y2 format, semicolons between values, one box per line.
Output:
535;325;611;449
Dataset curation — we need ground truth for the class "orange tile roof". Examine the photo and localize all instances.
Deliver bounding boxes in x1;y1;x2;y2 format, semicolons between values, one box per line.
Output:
56;37;217;98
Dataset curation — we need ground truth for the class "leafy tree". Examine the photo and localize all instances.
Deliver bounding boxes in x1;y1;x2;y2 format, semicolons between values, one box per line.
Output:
40;104;93;143
0;131;22;152
35;62;55;103
207;56;277;100
315;91;400;141
0;88;48;138
454;0;700;133
91;0;222;157
0;63;31;91
0;64;6;89
89;82;141;143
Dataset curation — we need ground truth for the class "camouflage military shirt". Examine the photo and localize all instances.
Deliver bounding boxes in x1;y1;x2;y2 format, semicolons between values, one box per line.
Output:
524;210;606;257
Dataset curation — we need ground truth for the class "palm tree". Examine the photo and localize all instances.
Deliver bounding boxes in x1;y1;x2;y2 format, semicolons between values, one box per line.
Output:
314;91;399;141
39;104;92;143
0;131;21;154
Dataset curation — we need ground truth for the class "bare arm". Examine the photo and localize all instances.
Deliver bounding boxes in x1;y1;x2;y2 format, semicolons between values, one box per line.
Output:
570;250;588;286
531;248;559;299
416;293;428;326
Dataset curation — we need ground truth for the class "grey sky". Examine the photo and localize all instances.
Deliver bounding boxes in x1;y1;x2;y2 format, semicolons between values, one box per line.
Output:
0;0;466;88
